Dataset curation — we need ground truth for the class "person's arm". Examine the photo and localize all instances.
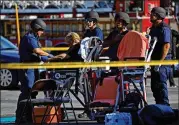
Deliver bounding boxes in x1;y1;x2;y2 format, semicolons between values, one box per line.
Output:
29;37;51;56
161;27;171;60
48;53;69;61
33;48;49;56
49;46;74;62
161;43;170;60
96;29;103;40
56;53;70;59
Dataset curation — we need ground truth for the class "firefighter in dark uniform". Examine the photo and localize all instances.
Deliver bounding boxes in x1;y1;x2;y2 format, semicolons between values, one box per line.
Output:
83;10;104;40
149;7;172;106
102;12;130;61
15;18;54;123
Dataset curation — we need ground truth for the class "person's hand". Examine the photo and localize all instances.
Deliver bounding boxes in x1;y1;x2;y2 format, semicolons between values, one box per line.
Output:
48;54;66;62
154;65;161;72
47;55;58;62
57;53;67;59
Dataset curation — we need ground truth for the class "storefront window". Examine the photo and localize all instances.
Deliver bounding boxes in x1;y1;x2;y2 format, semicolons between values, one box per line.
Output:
71;24;77;32
125;0;144;12
44;24;51;36
52;23;58;35
4;23;16;36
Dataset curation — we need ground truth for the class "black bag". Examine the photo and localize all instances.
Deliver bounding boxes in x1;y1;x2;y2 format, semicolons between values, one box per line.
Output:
138;104;176;125
119;92;142;125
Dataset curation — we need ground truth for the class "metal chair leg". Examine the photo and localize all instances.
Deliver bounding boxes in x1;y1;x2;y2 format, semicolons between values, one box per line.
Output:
70;101;78;124
16;95;31;125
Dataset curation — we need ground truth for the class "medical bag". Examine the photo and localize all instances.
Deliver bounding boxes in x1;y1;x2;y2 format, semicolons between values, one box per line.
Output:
105;112;132;125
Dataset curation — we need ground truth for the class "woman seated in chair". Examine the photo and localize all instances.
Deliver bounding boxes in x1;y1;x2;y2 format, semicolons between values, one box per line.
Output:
49;32;83;62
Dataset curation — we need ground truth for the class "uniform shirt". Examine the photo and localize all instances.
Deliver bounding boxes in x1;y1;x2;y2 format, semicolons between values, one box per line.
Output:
66;43;83;61
149;22;171;60
19;32;40;62
83;27;104;40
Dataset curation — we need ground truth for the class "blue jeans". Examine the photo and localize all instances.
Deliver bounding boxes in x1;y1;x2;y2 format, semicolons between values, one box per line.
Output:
151;65;170;105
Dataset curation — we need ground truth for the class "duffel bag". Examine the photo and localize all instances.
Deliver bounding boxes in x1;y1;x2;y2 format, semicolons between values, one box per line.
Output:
138;104;175;125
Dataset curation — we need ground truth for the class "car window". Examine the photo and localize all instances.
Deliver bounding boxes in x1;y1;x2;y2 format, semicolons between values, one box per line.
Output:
0;36;17;50
98;2;108;8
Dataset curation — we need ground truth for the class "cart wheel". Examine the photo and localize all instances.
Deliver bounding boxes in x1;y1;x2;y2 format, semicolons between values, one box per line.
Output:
96;117;104;123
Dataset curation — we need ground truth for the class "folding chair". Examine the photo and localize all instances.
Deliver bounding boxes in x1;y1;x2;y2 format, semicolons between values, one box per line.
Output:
17;78;78;125
55;77;78;124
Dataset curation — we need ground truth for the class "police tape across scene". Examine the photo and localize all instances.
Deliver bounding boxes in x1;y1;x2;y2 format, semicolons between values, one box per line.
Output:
1;60;178;69
42;47;69;51
41;47;109;51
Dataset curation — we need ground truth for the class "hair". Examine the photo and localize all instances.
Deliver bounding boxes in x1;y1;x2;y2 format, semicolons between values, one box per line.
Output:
65;32;80;44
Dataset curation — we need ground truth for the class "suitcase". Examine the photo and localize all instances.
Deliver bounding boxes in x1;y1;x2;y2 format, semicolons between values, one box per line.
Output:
32;106;63;124
105;112;132;125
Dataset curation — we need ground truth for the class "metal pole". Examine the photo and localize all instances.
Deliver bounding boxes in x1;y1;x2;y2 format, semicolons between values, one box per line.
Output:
15;3;20;47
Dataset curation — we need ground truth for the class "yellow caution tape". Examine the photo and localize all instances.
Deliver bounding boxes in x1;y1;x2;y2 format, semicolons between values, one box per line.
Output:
42;47;69;51
41;47;109;51
1;60;178;69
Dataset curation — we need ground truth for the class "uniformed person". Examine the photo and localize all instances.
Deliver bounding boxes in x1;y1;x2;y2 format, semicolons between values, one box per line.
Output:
15;18;53;123
102;12;130;61
83;10;104;40
149;7;172;105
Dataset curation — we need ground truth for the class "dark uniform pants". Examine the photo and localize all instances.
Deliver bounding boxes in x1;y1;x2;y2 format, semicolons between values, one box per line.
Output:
15;69;37;122
151;65;170;105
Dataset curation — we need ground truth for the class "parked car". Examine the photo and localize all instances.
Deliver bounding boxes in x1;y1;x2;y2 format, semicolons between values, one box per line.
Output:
0;36;20;89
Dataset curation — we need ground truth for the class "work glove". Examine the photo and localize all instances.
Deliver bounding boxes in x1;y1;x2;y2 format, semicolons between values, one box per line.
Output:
48;54;54;58
41;56;49;62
